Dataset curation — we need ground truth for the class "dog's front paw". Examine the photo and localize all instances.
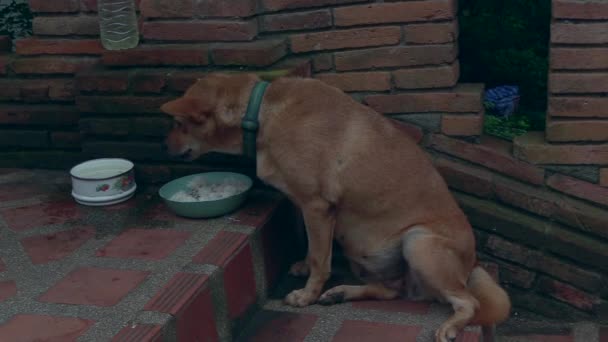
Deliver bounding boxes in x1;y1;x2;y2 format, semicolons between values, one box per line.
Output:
288;260;310;277
435;325;458;342
284;289;318;307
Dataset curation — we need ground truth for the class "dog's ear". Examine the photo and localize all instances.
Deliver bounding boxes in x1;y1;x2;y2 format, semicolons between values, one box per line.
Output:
161;97;211;125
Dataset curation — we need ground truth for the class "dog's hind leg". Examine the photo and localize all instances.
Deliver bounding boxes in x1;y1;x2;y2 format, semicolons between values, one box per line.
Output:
402;227;479;342
317;283;399;305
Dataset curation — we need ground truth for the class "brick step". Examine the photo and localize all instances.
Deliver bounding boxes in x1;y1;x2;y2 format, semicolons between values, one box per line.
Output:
238;306;604;341
514;132;608;165
238;268;485;342
0;168;300;341
237;264;605;342
0;163;604;342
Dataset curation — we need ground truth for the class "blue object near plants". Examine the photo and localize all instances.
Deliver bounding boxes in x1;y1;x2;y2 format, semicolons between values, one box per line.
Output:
484;85;520;118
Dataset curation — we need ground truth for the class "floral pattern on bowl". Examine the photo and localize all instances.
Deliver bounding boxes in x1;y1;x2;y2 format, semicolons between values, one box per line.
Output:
96;184;111;192
96;174;134;193
115;174;135;192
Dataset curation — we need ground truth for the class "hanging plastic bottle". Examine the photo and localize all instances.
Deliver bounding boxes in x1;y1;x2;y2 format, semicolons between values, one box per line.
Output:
97;0;140;50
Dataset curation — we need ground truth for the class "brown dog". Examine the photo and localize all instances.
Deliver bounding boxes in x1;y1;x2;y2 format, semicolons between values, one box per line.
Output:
161;73;511;341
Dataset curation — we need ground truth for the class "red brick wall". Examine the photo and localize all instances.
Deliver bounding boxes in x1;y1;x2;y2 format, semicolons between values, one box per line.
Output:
0;0;486;179
546;1;608;143
425;134;608;320
512;0;608;200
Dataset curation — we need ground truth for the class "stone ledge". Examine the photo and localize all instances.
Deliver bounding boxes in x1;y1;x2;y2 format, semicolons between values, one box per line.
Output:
514;132;608;165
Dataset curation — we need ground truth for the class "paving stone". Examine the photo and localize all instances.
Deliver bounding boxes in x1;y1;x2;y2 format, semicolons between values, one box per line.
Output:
238;310;318;342
39;267;150;306
141;202;199;223
96;228;191;260
333;320;422;341
0;314;94;341
20;226;95;264
111;323;163;342
0;183;48;203
505;334;573;342
1;200;82;231
0;280;17;302
352;299;431;315
102;199;137;212
457;331;482;342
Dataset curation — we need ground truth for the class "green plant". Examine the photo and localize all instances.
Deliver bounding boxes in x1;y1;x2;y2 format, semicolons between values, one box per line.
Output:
483;114;531;140
0;0;32;40
459;0;550;131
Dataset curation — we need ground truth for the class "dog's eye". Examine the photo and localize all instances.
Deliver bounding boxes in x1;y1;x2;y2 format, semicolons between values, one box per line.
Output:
174;121;182;128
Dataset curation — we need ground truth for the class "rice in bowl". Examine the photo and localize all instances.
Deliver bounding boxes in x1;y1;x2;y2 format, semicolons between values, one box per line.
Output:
170;176;250;202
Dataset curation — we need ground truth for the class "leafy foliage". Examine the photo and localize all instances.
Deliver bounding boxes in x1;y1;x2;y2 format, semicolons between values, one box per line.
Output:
459;0;551;132
0;0;32;40
483;114;531;140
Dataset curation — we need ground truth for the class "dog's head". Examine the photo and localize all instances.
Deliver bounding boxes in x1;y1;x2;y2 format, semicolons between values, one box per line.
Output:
161;73;260;161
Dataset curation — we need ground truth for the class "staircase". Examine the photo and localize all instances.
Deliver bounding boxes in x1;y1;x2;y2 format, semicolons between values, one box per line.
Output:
0;168;605;341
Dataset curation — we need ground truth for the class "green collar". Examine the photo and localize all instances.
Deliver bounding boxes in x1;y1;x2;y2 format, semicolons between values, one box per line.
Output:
241;81;270;160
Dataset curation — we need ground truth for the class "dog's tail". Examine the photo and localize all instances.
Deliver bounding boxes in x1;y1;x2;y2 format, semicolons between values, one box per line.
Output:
467;266;511;329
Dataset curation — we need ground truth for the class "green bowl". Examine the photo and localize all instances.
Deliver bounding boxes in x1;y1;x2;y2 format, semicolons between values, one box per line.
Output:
158;172;253;219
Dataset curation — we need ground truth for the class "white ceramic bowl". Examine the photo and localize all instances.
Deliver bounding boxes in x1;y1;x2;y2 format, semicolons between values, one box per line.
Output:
70;158;137;206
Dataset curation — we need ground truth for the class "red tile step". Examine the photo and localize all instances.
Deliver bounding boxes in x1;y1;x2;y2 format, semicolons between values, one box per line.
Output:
334;320;423;341
111;324;163;342
145;273;219;342
21;226;95;265
0;183;49;203
508;335;574;342
96;228;191;260
0;200;82;232
193;231;257;319
0;280;16;302
0;315;94;341
352;299;431;315
114;192;296;341
237;310;318;342
39;267;150;307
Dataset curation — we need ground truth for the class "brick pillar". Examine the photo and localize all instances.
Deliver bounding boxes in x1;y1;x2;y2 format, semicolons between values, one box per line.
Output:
547;0;608;143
